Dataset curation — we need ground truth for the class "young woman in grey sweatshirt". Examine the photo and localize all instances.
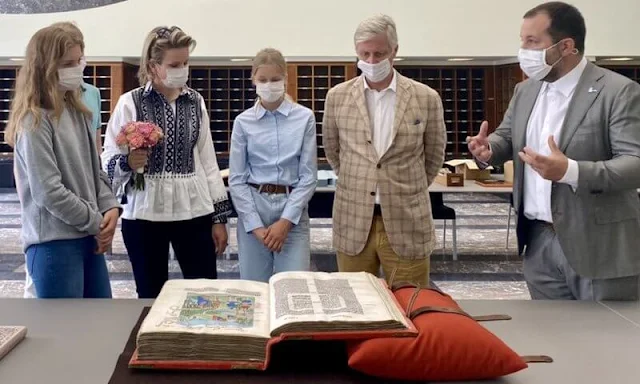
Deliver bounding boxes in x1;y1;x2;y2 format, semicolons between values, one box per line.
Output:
6;22;120;298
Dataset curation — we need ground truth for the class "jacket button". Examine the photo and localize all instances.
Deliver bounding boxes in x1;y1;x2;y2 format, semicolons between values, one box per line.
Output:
370;192;375;196
376;164;381;169
367;140;372;144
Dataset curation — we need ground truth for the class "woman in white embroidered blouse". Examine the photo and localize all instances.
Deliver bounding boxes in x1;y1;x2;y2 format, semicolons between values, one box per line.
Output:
101;26;231;298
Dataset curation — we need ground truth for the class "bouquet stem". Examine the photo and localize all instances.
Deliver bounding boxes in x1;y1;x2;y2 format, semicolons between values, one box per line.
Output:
134;167;145;191
116;121;164;192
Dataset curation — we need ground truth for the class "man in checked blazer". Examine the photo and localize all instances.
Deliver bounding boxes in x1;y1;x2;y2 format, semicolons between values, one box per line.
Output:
322;14;446;286
468;2;640;300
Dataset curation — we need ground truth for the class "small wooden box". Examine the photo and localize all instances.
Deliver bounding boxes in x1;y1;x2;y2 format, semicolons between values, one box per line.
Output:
435;172;464;186
445;159;492;181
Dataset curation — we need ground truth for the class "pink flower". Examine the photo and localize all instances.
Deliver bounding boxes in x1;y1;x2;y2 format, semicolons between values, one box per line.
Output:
148;130;162;144
115;132;127;146
129;134;145;149
117;121;163;150
138;123;154;136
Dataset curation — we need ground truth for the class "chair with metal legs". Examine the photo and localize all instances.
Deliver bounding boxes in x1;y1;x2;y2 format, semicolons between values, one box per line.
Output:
430;192;458;260
506;193;513;249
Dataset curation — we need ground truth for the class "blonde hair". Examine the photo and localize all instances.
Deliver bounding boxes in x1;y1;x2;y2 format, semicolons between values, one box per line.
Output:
251;48;287;78
137;26;196;86
6;21;90;147
251;48;293;103
354;14;398;51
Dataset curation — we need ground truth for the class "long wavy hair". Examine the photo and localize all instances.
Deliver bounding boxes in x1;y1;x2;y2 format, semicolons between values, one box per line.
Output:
5;22;90;147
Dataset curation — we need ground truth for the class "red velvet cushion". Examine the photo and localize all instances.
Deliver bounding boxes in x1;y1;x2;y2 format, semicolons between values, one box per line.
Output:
347;286;528;381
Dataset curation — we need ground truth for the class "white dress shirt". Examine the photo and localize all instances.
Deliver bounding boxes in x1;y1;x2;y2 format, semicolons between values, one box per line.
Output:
523;57;587;223
364;70;397;204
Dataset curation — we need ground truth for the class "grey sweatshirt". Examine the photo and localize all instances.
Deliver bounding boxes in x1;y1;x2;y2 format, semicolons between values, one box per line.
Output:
14;106;120;252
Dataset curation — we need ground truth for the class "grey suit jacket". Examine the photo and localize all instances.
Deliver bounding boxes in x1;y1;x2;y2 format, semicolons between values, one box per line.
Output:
488;61;640;280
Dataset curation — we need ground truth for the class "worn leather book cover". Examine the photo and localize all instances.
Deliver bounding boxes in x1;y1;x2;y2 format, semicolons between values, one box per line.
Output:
0;326;27;361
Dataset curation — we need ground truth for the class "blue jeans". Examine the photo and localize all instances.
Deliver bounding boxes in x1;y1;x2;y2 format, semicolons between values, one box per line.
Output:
237;187;311;282
26;237;112;298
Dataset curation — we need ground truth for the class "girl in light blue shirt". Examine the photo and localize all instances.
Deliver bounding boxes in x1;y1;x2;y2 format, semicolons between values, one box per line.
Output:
229;48;317;282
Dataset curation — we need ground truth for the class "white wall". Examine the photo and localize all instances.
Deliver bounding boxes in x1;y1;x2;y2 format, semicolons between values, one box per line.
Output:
0;0;638;61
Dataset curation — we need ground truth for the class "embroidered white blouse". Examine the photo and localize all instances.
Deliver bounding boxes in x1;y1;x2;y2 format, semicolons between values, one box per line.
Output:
101;83;231;223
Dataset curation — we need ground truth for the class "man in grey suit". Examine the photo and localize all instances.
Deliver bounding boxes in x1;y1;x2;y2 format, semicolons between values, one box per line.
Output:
467;1;640;301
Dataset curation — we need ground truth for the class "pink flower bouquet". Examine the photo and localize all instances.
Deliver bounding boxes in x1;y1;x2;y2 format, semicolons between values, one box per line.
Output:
115;121;164;190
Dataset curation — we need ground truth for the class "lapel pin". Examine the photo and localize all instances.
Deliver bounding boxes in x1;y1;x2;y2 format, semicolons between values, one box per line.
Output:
588;87;598;93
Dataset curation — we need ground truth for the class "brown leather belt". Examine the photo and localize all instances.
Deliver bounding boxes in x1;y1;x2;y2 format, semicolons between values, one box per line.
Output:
249;183;292;194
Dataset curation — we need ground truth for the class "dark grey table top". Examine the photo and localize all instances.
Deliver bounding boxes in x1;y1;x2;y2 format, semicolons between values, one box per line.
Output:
599;300;640;327
0;299;639;384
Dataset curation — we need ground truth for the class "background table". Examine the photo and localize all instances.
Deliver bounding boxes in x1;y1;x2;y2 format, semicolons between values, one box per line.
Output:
0;298;639;384
316;170;514;194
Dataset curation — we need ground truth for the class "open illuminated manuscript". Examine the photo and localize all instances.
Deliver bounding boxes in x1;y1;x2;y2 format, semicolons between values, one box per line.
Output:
131;271;415;369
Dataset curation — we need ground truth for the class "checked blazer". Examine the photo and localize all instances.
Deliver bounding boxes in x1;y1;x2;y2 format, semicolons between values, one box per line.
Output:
322;73;446;259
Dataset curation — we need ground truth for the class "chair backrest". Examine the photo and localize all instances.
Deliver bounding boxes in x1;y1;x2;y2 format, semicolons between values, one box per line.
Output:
429;192;444;207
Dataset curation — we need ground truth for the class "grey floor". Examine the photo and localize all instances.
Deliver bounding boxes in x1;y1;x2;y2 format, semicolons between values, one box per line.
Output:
0;190;531;300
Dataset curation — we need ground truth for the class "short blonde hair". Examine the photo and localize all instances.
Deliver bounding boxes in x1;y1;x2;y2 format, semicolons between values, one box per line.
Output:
137;26;196;86
354;14;398;50
251;47;287;78
251;48;293;103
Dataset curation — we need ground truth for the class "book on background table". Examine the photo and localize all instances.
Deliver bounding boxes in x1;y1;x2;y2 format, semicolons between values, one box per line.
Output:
0;326;27;361
474;179;513;188
129;271;416;371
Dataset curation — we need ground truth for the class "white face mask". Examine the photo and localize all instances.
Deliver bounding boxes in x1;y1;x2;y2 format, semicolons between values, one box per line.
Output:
58;61;86;91
256;80;285;103
161;66;189;89
357;59;391;83
518;42;563;81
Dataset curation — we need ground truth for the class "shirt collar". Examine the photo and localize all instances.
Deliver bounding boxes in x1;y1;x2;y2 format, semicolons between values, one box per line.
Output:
142;81;196;101
543;56;588;97
254;97;294;119
363;69;397;93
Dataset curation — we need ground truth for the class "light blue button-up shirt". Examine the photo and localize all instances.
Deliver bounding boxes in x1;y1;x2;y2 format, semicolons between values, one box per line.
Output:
81;82;102;130
229;98;317;232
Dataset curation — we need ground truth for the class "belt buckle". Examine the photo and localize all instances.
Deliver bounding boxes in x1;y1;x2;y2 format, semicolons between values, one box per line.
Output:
264;184;276;194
